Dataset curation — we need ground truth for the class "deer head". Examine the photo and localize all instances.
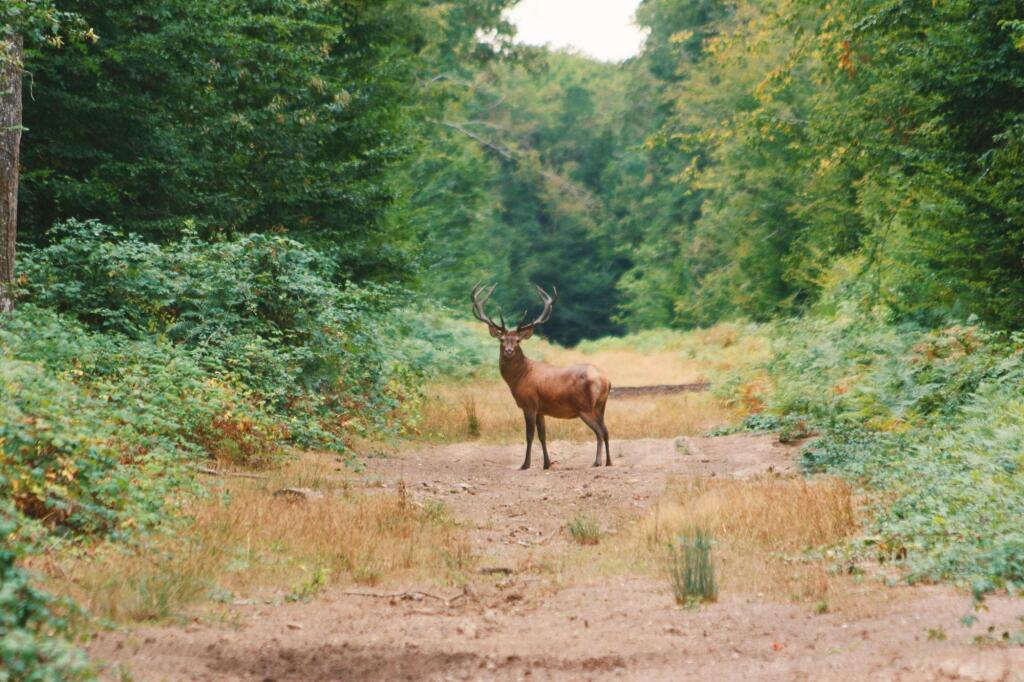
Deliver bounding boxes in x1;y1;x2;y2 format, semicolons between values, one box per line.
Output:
471;283;556;357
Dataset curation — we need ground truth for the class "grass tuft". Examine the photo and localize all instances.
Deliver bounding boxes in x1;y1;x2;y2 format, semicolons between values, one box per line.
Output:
568;515;601;545
463;395;480;439
666;528;717;606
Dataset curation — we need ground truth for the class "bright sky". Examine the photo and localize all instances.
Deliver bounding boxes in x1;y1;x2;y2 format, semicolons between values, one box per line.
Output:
506;0;648;62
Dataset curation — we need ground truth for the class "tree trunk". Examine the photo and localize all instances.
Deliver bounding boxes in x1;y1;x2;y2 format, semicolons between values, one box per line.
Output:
0;35;23;313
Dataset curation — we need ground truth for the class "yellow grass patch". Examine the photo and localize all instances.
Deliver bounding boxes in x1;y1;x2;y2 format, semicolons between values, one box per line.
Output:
551;475;860;607
38;457;471;623
413;336;739;442
543;349;704;386
416;381;733;442
639;477;858;602
518;454;862;609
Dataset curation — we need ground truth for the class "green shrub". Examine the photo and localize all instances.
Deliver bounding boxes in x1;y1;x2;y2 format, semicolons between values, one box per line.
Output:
721;309;1024;596
5;221;492;549
18;220;434;451
1;305;285;542
3;222;493;679
666;530;717;606
0;507;92;682
387;307;492;381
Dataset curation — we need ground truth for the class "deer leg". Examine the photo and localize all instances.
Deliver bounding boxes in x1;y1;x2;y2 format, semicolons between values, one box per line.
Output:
579;414;604;468
602;425;611;466
537;414;552;470
521;411;536;470
598;402;611;466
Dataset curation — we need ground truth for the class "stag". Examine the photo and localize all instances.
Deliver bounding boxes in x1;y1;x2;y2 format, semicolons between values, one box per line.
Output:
471;283;612;470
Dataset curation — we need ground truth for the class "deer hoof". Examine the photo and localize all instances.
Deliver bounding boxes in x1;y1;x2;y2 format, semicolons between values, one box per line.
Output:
543;462;552;470
520;463;530;470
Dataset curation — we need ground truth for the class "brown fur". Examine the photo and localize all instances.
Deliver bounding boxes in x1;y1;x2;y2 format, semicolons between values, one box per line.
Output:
472;283;611;469
496;337;612;470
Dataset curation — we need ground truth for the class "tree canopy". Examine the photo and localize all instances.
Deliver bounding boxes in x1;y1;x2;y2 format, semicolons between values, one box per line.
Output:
411;0;1024;339
19;0;519;280
10;0;1024;335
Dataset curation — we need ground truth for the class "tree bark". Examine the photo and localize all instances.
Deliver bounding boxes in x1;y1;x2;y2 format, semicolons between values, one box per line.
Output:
0;35;24;313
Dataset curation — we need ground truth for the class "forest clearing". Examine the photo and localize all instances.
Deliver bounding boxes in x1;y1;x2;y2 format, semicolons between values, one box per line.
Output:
73;343;1023;680
4;1;1024;680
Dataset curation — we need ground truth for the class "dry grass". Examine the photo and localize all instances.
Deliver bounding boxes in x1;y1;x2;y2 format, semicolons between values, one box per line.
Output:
640;477;858;603
412;322;776;443
545;349;704;386
543;475;860;609
413;337;739;442
675;323;773;372
416;381;733;442
40;324;784;622
38;455;471;623
551;475;860;607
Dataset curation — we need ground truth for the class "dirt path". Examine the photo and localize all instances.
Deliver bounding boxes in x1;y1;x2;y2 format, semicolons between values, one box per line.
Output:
89;435;1024;681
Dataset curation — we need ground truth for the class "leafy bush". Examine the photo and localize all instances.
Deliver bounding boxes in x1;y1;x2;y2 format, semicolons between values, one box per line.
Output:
1;305;284;543
19;220;431;450
722;309;1024;596
1;507;92;682
386;307;492;381
6;221;491;548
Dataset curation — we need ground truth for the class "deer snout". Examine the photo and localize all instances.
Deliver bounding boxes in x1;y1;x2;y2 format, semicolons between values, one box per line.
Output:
503;346;515;357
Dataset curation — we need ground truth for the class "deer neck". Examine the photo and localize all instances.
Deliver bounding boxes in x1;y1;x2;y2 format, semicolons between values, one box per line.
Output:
499;346;531;390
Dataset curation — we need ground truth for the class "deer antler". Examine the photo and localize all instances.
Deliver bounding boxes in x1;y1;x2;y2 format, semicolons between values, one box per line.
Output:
471;282;504;331
517;284;557;332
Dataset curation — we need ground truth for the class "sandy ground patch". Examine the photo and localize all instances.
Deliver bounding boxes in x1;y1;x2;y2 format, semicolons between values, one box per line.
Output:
87;435;1024;681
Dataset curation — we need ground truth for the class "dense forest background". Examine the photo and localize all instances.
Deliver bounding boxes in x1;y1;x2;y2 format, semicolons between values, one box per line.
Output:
4;1;1024;677
413;0;1024;342
15;0;1024;344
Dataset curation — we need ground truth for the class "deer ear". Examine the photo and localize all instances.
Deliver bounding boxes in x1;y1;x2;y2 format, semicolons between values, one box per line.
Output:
488;325;502;338
518;326;534;340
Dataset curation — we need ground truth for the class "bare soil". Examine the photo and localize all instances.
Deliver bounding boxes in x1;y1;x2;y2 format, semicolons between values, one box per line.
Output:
608;382;710;397
88;434;1024;681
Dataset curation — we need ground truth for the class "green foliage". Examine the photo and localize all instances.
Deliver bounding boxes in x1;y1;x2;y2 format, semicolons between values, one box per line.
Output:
8;0;1024;670
2;1;89;45
18;0;517;280
3;223;493;676
707;412;807;438
4;3;523;677
1;508;92;682
400;0;1024;340
387;307;493;381
624;0;1024;332
798;0;1024;328
666;529;717;606
409;51;644;344
20;220;427;450
4;221;490;548
726;312;1024;596
0;302;284;546
20;0;1023;342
